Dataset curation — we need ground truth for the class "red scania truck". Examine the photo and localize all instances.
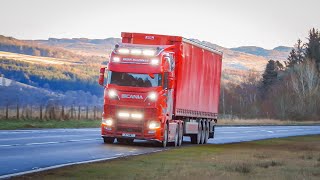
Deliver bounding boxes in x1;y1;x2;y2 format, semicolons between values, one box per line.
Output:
98;32;222;147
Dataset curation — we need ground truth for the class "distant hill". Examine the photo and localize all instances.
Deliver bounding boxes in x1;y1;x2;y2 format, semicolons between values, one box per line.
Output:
0;34;292;105
34;38;121;57
230;46;292;61
0;35;106;64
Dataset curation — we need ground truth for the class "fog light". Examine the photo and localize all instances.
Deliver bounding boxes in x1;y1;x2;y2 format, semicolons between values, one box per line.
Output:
118;112;130;118
131;113;143;119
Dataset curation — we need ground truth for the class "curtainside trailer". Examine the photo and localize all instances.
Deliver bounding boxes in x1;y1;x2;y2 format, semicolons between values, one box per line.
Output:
98;32;222;147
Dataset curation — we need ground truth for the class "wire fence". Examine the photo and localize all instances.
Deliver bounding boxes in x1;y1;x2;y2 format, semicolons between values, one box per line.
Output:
0;104;102;120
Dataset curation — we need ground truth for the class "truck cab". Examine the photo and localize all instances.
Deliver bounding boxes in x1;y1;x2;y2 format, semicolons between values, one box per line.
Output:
99;43;177;147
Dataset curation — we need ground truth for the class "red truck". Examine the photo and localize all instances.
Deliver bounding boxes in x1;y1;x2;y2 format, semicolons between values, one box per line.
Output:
98;32;222;147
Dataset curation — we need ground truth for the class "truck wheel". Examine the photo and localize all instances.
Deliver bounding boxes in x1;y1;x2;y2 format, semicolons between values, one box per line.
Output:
117;138;126;144
204;121;209;144
197;121;202;144
159;123;168;148
200;122;205;144
103;137;115;144
177;123;183;146
173;126;178;147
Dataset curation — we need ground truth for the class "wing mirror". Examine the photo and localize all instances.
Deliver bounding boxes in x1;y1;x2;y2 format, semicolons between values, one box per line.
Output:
168;78;174;89
98;67;106;86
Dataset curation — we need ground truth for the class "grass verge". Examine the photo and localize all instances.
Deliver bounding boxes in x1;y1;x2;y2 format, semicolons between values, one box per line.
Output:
0;119;100;130
13;135;320;180
219;118;320;126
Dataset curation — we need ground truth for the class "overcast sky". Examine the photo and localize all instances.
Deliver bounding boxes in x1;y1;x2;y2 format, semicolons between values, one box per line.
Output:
1;0;319;49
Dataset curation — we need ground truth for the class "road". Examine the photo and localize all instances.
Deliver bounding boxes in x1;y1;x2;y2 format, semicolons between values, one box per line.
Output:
0;125;320;178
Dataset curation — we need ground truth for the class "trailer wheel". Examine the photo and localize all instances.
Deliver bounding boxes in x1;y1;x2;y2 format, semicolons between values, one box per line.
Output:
200;122;205;144
204;121;209;144
197;121;202;144
177;123;183;146
103;137;115;144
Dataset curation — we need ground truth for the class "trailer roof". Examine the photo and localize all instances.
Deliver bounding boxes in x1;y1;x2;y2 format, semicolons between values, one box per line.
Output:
121;32;223;56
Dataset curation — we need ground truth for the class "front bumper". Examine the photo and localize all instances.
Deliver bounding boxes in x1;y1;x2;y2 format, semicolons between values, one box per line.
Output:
101;123;163;142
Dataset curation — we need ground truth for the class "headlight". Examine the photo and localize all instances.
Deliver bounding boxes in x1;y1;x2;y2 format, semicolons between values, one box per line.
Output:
102;118;113;126
131;113;143;119
147;92;157;101
150;59;159;65
149;121;160;129
112;57;120;62
118;112;130;118
108;89;118;99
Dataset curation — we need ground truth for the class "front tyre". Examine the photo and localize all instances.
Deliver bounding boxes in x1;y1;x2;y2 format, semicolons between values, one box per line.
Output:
103;137;115;144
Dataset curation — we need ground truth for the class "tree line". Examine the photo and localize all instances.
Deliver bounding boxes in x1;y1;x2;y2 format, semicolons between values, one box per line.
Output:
220;28;320;120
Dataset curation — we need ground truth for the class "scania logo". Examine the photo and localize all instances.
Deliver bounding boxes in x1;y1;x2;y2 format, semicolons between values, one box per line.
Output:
121;94;143;99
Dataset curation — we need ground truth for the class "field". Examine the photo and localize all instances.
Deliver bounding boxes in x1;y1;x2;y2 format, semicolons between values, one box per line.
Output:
0;119;101;130
0;51;79;65
219;118;320;126
12;135;320;180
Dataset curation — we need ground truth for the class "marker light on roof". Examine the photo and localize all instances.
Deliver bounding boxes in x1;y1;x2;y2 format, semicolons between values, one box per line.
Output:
118;48;130;54
143;50;156;56
131;49;142;55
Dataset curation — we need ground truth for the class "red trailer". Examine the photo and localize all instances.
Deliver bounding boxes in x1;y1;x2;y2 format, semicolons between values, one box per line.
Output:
99;32;222;147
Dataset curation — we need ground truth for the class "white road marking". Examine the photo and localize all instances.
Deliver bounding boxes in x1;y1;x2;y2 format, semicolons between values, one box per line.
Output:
0;138;101;148
0;149;167;179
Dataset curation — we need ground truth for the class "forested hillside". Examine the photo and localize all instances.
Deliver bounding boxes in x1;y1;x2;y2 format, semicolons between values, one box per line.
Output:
220;28;320;120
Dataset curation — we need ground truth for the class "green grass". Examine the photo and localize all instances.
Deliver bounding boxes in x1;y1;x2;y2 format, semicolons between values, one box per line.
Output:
13;135;320;180
0;119;101;130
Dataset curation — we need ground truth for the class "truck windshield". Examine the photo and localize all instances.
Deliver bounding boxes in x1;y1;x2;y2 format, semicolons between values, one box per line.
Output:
108;71;162;87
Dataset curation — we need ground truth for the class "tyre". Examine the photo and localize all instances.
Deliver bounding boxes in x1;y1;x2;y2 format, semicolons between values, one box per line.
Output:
103;137;115;144
173;126;178;147
157;123;168;148
117;138;126;144
197;121;202;144
204;121;209;144
200;122;205;144
177;123;183;147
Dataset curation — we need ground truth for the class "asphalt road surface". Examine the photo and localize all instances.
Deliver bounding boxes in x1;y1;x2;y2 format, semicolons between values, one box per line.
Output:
0;125;320;178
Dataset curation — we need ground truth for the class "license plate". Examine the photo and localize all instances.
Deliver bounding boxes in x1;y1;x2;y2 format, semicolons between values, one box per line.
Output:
122;133;136;138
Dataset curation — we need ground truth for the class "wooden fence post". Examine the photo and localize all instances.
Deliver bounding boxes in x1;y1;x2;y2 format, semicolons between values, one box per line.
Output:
93;106;96;120
78;106;80;120
86;106;89;120
40;105;43;120
16;104;19;120
71;105;74;119
5;104;8;120
61;106;65;120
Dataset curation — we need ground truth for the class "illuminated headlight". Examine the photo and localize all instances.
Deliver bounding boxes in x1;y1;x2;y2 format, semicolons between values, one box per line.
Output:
118;112;130;118
108;89;118;98
149;121;160;129
131;113;143;119
143;50;156;56
112;57;120;62
131;49;142;55
118;48;130;54
102;118;113;126
148;92;157;101
150;59;159;65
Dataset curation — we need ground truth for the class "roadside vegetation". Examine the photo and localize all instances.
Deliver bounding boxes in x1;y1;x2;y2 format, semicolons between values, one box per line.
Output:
13;135;320;180
220;28;320;121
0;119;100;130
